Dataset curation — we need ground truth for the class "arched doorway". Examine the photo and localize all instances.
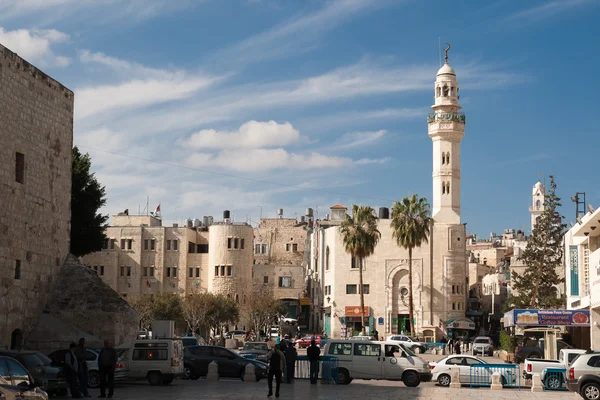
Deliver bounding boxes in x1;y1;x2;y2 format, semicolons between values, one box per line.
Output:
388;264;422;335
11;329;23;350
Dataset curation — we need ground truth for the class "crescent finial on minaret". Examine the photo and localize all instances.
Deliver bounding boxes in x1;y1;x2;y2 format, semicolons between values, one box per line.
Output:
443;43;451;64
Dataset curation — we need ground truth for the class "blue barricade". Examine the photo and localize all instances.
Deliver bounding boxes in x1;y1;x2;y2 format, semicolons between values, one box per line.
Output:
469;363;520;389
542;368;567;391
294;356;338;384
425;342;447;353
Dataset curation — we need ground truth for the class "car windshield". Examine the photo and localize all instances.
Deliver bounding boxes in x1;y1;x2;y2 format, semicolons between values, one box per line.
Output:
244;343;268;351
399;344;416;357
36;353;53;365
474;339;489;343
182;338;197;347
20;354;44;369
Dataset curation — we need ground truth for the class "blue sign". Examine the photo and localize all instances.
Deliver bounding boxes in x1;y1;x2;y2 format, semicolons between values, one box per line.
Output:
504;309;590;327
378;317;384;325
570;245;579;296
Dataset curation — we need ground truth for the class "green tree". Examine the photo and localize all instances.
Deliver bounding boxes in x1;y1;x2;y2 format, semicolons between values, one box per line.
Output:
247;285;287;334
340;204;381;335
70;146;108;256
182;291;214;336
206;294;240;337
129;295;154;331
511;175;566;309
390;194;432;337
152;292;183;321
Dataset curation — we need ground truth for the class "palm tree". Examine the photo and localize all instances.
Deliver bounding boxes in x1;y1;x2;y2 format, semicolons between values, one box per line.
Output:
390;194;432;337
340;204;381;335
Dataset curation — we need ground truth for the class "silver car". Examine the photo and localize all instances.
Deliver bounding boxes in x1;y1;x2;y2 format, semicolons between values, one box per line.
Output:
471;337;494;357
0;355;48;400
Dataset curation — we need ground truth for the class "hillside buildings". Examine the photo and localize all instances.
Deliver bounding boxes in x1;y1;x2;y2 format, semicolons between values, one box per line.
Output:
0;44;74;349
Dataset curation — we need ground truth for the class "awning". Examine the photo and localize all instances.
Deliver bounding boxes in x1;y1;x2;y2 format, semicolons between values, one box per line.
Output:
446;317;476;330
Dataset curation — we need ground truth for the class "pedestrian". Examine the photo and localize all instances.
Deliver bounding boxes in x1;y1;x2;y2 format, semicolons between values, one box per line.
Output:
64;343;82;398
98;340;118;398
373;330;379;341
454;339;461;355
266;344;286;398
307;339;320;384
284;343;297;383
296;325;301;339
74;338;91;398
447;338;454;354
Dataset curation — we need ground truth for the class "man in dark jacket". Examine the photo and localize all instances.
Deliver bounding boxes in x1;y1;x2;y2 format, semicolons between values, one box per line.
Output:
64;342;82;398
284;343;297;383
266;344;286;398
307;339;320;384
98;340;118;398
74;338;91;398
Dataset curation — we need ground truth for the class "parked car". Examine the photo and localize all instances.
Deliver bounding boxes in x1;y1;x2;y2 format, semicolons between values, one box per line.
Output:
524;349;586;387
324;340;431;386
430;355;516;387
566;351;600;399
386;335;427;354
183;345;268;381
280;317;297;326
295;335;327;349
348;336;375;341
48;348;129;388
514;338;573;363
117;339;184;385
35;352;67;397
471;336;494;357
225;330;246;340
239;342;270;362
0;355;48;400
0;351;48;391
181;337;201;348
269;327;279;339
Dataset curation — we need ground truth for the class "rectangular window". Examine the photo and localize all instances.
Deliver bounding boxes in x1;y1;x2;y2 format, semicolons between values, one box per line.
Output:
143;267;148;277
173;240;178;251
286;244;291;251
228;238;232;249
278;277;292;288
103;238;109;249
452;303;456;310
110;239;115;249
93;265;98;272
167;268;171;278
255;244;261;254
452;285;455;295
127;239;133;250
144;239;149;250
264;276;269;284
353;344;380;357
100;266;104;276
241;239;245;249
196;268;200;278
227;266;232;276
126;266;131;277
15;152;25;184
362;284;370;295
188;242;196;253
167;240;171;251
172;267;177;278
220;265;225;276
234;238;239;249
346;284;357;294
121;239;126;249
14;260;21;280
189;268;193;278
215;266;219;277
120;266;125;277
197;244;209;253
149;267;154;277
292;243;298;252
328;343;352;356
262;244;268;254
150;239;155;251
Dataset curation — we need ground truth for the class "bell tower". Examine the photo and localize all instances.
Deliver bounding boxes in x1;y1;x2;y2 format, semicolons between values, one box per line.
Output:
530;181;545;232
428;44;465;224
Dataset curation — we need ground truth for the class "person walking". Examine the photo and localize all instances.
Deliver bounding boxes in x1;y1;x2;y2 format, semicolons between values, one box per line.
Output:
266;344;286;398
65;343;82;398
74;338;91;398
447;338;454;355
284;343;297;383
307;339;320;384
98;340;118;398
454;339;461;355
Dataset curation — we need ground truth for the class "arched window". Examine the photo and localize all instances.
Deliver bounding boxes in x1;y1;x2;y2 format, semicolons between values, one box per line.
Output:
447;182;450;194
436;87;441;97
326;246;330;270
443;85;449;97
441;152;446;165
235;294;239;303
446;153;450;165
442;182;446;194
536;200;541;209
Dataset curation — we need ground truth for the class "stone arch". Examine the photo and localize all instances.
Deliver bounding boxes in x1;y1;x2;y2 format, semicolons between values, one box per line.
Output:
387;262;422;334
11;328;23;350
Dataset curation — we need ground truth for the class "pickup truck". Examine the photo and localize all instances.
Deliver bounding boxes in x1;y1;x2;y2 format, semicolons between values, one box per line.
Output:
524;349;586;388
515;339;573;364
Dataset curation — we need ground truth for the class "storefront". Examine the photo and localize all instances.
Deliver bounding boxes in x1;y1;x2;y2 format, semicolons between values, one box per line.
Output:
343;306;371;337
446;317;476;340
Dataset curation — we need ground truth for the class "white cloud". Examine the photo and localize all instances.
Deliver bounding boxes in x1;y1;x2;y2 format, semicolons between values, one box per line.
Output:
0;27;70;66
181;120;302;150
506;0;594;22
334;130;388;150
355;157;392;165
79;50;184;80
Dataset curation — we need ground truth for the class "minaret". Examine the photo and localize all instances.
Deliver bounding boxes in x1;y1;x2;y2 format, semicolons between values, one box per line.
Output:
428;44;465;224
530;181;545;232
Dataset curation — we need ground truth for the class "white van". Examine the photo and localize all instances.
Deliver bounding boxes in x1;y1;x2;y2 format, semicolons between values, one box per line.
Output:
323;340;432;387
118;339;184;385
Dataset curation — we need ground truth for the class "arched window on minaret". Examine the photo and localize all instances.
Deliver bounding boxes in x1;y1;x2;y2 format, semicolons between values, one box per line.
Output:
536;200;541;209
450;87;455;96
446;152;450;165
443;85;449;97
442;182;446;194
447;182;451;194
436;86;441;97
441;152;446;165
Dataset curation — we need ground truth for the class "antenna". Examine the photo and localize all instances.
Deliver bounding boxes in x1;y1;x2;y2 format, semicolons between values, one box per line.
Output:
438;37;442;67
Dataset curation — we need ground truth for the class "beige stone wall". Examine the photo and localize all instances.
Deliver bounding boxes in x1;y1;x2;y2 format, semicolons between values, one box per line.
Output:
0;43;74;348
112;215;161;227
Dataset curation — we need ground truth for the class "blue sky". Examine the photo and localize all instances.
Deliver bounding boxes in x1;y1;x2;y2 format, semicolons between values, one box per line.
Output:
1;0;598;237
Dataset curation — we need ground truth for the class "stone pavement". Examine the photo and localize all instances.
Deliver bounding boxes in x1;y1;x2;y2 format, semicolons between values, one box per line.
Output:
101;379;578;399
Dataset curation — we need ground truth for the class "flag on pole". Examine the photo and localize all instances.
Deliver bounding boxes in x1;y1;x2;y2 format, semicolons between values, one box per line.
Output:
151;204;161;217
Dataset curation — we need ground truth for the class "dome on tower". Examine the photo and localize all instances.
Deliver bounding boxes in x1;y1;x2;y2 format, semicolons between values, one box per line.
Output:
437;63;456;77
532;181;545;195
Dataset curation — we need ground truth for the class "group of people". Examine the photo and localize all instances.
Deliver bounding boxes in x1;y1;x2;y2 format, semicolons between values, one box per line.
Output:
441;337;463;355
63;338;118;398
265;337;321;398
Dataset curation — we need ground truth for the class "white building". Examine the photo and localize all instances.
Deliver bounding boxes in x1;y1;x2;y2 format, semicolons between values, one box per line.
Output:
308;49;469;341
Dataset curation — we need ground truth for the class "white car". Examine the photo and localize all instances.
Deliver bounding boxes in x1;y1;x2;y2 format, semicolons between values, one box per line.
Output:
431;355;516;387
280;317;297;325
386;335;427;353
471;336;494;356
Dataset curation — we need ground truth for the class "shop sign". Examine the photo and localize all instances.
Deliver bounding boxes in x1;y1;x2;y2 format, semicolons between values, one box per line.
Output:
300;298;311;306
446;318;475;330
378;317;384;325
505;309;590;327
345;306;370;317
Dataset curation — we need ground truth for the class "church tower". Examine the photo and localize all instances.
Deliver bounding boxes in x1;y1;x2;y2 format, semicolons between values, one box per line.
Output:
530;181;545;232
428;45;465;224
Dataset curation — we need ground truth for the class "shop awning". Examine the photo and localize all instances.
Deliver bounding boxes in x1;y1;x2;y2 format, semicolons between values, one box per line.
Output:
446;317;476;330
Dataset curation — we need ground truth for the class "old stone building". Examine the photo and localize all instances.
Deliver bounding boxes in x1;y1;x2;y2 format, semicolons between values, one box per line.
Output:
0;43;74;349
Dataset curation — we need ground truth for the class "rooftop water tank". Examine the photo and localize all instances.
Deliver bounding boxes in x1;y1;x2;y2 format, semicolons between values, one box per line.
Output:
186;219;193;228
306;208;313;217
193;218;201;228
379;207;389;219
277;208;284;218
223;210;231;220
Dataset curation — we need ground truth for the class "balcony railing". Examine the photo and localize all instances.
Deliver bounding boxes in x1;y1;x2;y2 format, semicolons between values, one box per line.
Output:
427;112;466;124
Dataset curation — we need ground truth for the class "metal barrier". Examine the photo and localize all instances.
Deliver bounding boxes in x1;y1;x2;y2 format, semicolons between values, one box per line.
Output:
469;363;521;389
294;356;339;384
542;368;567;391
425;342;447;353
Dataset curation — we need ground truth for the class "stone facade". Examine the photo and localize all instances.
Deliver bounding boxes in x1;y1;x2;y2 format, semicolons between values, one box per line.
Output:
0;43;74;349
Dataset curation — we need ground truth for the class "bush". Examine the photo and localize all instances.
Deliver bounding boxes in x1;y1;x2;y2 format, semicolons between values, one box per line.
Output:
499;330;517;353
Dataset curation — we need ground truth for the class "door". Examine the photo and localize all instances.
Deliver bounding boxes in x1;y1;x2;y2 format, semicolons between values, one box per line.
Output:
382;345;403;380
397;315;409;334
352;343;382;379
188;346;212;376
211;347;241;378
443;356;466;382
463;357;486;383
324;314;331;337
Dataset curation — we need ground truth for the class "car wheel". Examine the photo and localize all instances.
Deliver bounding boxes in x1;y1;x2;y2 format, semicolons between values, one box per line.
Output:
147;371;163;386
545;375;562;390
88;370;100;388
582;383;600;400
437;374;451;387
337;369;351;385
403;371;420;388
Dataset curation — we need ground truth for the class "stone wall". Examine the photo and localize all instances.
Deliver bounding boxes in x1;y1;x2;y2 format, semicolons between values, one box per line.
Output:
0;43;74;348
26;255;139;351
